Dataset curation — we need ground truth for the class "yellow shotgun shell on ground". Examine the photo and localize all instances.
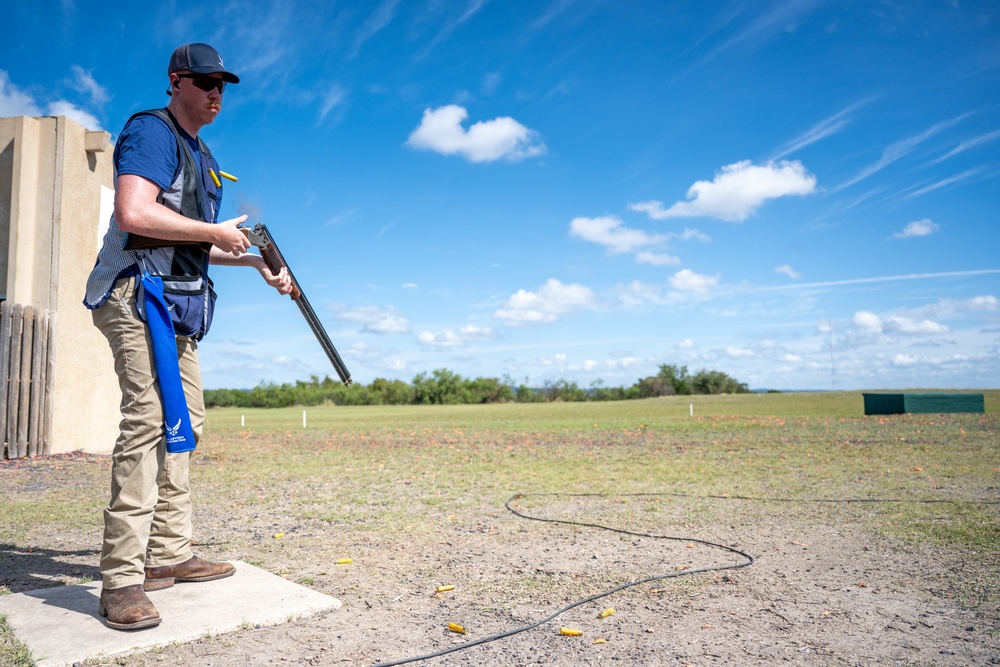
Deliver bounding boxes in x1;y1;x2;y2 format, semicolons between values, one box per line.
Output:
436;585;455;592
336;558;353;564
560;627;583;636
447;623;466;634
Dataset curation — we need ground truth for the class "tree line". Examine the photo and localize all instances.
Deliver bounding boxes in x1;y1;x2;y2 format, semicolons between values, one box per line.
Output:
203;364;750;409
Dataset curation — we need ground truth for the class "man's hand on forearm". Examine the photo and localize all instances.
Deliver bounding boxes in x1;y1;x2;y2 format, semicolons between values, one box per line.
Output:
254;258;293;295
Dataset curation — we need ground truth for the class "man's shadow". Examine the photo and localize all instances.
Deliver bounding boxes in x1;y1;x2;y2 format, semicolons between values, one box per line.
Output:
0;543;101;593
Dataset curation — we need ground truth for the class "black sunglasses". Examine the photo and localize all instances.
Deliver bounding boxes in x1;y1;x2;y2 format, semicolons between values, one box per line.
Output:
177;73;227;93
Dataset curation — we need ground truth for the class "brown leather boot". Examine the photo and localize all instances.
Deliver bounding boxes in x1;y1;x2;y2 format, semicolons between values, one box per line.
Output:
144;554;235;591
99;584;161;630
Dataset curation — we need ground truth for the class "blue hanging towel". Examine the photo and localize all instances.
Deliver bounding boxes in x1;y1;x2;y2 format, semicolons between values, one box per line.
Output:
137;271;197;453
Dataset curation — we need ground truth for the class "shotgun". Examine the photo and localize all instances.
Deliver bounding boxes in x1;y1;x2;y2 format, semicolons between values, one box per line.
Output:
240;223;353;386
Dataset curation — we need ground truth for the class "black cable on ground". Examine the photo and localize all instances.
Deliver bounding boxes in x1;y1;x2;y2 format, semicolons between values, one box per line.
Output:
372;490;999;666
371;492;756;667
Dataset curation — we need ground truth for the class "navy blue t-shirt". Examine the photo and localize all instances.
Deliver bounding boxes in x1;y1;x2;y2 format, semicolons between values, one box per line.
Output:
114;114;209;214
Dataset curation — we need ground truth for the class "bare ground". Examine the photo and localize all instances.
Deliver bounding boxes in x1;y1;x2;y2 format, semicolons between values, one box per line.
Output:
2;457;998;667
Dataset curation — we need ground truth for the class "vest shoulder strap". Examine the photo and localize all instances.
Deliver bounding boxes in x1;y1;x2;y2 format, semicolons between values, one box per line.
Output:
128;108;209;222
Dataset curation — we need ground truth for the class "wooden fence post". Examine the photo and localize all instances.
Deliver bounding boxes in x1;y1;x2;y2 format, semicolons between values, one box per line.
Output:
0;304;57;459
28;309;47;456
42;310;56;455
17;305;34;458
6;304;23;458
0;301;10;458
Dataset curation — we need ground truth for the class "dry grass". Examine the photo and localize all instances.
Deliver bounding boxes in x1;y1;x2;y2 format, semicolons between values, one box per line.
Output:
1;391;997;666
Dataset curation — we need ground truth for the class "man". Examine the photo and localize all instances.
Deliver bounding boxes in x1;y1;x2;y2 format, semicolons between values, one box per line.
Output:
84;43;292;630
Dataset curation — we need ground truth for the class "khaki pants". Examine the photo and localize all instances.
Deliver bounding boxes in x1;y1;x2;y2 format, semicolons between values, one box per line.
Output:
92;277;205;589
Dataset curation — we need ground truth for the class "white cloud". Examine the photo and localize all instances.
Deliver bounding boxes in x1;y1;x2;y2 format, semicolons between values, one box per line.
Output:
460;324;496;341
852;310;949;336
838;113;973;190
405;105;546;163
569;215;667;254
903;167;991;200
697;0;825;66
318;85;346;122
417;324;497;347
726;346;754;358
772;100;869;159
892;354;919;367
351;0;401;57
539;353;569;367
418;0;489;59
494;278;595;325
893;218;939;239
616;280;664;307
417;330;463;347
47;100;101;130
966;295;999;311
934;128;1000;163
530;0;582;30
775;264;801;279
68;65;109;106
346;341;408;373
636;251;681;266
629;160;817;222
885;315;949;335
604;355;640;370
762;269;1000;293
481;71;502;96
668;269;720;294
852;310;883;332
674;228;712;243
908;295;999;322
678;338;695;348
336;305;411;334
1;70;103;130
782;353;803;362
0;70;42;117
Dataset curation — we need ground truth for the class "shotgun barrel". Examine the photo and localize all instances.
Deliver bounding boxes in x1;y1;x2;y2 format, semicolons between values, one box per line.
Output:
241;223;353;386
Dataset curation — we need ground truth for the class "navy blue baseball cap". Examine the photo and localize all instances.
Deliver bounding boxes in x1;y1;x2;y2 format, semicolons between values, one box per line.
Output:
168;43;240;83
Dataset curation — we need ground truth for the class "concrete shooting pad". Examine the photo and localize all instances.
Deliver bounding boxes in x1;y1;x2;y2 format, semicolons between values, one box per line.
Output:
0;561;341;667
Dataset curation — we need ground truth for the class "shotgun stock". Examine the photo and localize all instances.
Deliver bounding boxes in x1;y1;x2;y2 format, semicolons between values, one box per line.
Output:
240;223;353;386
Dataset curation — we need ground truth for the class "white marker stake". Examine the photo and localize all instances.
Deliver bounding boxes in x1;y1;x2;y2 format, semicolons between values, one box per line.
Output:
690;403;693;417
303;410;307;428
241;414;245;427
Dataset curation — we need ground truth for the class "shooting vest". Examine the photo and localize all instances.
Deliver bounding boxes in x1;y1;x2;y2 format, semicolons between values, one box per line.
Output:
85;108;222;340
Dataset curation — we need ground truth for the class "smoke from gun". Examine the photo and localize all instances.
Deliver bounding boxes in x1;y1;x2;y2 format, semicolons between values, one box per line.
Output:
237;195;263;226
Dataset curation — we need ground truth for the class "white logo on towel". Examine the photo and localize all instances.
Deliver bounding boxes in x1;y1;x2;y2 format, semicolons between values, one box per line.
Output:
166;419;182;437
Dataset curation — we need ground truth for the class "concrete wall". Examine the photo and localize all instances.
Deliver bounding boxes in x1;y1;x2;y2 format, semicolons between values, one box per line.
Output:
1;115;121;454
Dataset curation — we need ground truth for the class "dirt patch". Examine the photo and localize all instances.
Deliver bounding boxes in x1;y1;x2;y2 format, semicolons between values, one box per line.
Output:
3;475;997;666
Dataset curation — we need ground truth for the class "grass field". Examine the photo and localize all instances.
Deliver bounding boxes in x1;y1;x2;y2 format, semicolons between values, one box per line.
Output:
1;390;998;665
199;391;1000;548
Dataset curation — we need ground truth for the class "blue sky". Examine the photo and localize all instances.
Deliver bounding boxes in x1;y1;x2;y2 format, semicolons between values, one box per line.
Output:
2;1;999;391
